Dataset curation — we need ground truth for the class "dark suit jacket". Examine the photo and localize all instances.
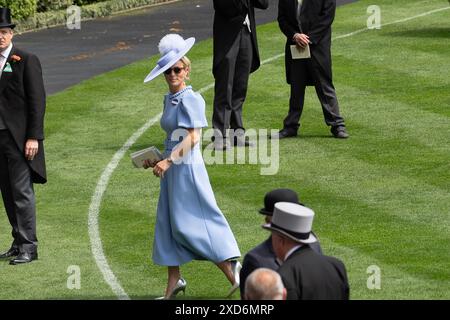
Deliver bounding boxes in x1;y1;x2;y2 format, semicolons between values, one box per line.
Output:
239;235;323;298
0;46;47;183
278;0;336;84
278;246;350;300
213;0;269;75
239;237;279;298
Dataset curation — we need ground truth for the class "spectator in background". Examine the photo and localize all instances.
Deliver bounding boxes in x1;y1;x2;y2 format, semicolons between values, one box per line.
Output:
244;268;286;300
264;202;350;300
273;0;349;139
0;7;46;265
239;189;322;298
212;0;269;150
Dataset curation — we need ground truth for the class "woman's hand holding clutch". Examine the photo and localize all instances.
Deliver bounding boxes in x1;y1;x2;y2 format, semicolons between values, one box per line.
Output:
143;159;159;169
152;159;172;178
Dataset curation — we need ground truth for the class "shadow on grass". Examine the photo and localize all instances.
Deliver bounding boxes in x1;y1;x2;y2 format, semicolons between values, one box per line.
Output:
277;134;335;139
261;134;333;140
383;28;450;39
298;134;336;139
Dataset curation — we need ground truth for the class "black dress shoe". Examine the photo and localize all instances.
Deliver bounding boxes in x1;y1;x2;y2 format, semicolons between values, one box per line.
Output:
331;126;349;139
270;129;297;139
0;247;19;259
9;251;38;265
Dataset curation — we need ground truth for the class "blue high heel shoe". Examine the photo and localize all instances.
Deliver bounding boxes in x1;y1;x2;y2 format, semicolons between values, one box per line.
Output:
155;278;187;300
226;261;242;298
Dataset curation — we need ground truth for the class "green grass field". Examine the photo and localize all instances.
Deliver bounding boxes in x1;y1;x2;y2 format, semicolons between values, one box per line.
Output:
0;0;449;299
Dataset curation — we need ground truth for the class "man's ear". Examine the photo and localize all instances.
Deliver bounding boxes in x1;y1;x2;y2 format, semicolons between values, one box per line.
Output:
282;288;287;300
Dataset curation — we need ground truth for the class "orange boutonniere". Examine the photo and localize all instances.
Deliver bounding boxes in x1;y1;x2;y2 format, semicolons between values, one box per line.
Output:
11;55;21;62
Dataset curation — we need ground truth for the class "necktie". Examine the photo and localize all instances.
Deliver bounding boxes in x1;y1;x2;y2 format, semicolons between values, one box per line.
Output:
244;14;251;32
297;0;303;32
243;0;251;33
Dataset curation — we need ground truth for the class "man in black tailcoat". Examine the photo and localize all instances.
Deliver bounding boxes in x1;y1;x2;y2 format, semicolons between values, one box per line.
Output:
274;0;349;139
0;8;46;265
212;0;269;150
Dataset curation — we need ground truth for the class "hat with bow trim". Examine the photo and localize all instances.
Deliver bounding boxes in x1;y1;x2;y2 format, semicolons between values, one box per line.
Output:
144;34;195;83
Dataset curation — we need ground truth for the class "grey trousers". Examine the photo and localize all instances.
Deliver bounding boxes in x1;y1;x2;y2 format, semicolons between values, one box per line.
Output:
0;130;37;254
283;58;345;132
213;27;253;138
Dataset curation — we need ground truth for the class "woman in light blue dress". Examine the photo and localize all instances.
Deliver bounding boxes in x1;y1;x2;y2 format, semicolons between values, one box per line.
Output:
143;34;241;299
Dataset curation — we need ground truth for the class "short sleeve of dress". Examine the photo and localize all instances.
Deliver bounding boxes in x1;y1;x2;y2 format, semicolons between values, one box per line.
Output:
177;91;208;129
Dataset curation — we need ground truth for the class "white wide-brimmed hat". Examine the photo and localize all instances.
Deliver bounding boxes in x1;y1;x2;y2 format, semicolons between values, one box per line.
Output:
144;34;195;83
263;202;317;244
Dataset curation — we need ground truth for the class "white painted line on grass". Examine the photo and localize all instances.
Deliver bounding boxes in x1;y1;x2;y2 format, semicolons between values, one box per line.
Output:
88;113;161;300
88;5;450;299
382;6;450;27
261;6;450;65
333;5;450;41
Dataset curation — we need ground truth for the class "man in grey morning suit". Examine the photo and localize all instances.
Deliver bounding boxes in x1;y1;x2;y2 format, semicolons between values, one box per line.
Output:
274;0;349;139
264;202;349;300
239;189;322;299
212;0;269;150
0;8;46;265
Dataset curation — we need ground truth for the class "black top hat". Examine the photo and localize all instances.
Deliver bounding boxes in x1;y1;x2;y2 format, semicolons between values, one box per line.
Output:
0;8;15;29
259;189;303;216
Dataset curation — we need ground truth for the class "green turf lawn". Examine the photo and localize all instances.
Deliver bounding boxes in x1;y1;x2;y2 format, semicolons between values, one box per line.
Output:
0;0;449;299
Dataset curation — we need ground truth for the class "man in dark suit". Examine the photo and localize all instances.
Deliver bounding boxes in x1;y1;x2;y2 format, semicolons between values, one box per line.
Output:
212;0;269;150
264;202;349;299
273;0;349;139
239;188;322;298
0;8;46;265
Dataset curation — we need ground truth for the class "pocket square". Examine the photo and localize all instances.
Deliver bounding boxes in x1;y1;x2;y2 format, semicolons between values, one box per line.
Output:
3;62;12;72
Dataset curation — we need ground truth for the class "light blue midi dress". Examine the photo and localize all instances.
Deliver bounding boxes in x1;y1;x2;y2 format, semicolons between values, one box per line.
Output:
152;86;241;266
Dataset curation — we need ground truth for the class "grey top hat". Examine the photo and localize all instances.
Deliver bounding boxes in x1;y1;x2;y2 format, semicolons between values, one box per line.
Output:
0;8;15;29
263;202;317;244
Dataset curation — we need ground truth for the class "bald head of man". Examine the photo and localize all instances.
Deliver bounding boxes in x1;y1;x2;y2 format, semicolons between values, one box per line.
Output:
244;268;287;300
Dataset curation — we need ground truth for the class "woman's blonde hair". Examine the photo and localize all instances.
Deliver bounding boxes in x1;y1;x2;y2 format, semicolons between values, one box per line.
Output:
180;56;191;69
180;56;191;79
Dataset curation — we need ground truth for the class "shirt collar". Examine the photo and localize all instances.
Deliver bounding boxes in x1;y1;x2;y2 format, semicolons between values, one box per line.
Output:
284;244;302;261
1;43;13;60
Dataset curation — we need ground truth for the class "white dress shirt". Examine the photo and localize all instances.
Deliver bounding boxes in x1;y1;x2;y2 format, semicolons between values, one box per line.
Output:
0;43;12;128
297;0;304;31
243;14;251;33
0;43;13;71
284;244;303;261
